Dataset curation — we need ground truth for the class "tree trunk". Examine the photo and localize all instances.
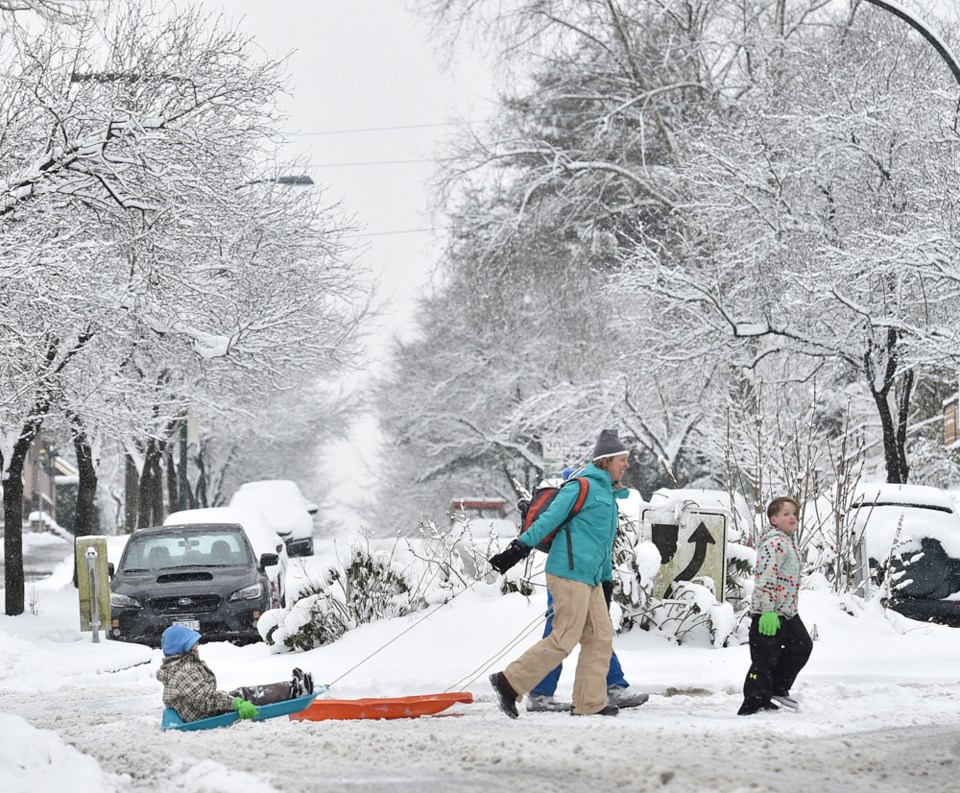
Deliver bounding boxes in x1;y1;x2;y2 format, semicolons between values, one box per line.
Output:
4;421;42;616
865;329;910;484
193;451;207;509
165;443;178;515
3;454;27;616
124;451;139;533
72;425;98;537
138;438;166;527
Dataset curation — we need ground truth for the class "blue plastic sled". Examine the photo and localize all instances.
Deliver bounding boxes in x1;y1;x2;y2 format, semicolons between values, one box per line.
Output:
161;689;324;731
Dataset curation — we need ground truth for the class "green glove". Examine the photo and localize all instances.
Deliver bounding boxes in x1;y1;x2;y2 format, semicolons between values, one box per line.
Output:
758;611;780;636
232;696;258;720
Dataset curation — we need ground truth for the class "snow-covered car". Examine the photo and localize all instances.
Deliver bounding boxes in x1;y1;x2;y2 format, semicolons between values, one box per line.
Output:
849;483;960;626
164;507;288;608
228;479;317;557
108;522;279;648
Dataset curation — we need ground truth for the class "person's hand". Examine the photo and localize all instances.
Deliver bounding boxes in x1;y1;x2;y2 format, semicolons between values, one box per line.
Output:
602;579;614;608
488;540;531;574
232;697;258;720
758;612;780;636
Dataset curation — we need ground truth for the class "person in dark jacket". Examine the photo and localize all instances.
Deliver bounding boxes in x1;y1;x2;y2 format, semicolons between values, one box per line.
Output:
488;429;630;718
156;624;313;722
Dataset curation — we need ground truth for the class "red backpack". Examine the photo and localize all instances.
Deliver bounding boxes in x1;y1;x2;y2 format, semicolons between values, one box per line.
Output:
518;478;589;569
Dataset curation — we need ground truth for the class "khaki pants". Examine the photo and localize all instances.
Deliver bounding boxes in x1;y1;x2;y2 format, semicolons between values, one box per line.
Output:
503;574;613;715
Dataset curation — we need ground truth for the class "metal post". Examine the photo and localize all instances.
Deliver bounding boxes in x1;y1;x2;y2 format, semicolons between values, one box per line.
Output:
178;418;188;511
35;443;42;531
86;547;100;643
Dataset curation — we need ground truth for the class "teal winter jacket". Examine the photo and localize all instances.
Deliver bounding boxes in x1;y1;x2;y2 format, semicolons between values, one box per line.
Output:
518;463;628;586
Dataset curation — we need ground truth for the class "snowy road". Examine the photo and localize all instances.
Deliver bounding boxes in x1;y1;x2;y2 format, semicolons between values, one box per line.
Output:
0;533;72;588
5;546;960;792
3;670;959;792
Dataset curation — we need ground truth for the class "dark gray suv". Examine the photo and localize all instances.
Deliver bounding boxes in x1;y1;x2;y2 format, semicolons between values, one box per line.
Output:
109;523;278;647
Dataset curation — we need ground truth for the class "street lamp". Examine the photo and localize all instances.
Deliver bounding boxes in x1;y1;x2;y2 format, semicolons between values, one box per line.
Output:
857;1;960;87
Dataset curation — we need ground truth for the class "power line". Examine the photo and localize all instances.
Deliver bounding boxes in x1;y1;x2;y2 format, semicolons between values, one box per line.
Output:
288;120;480;136
344;226;447;238
304;158;433;168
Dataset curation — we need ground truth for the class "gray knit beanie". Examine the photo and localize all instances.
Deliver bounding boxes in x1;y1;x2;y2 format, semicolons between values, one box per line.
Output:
592;429;628;461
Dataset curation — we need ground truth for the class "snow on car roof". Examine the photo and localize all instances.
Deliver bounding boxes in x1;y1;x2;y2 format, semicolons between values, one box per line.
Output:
164;506;284;558
849;484;960;559
229;481;313;537
851;483;956;511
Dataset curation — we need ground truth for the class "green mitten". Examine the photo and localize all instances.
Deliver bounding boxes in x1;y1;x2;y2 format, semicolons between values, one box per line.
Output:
232;696;258;720
758;611;780;636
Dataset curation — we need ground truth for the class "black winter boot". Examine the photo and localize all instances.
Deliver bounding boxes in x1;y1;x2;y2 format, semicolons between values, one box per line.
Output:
489;672;520;719
571;704;620;717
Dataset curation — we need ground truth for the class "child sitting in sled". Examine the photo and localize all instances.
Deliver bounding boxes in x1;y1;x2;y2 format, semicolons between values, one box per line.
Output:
157;624;313;723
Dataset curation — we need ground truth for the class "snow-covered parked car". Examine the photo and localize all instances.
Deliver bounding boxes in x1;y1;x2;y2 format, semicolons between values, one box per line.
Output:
229;479;317;557
850;483;960;626
165;507;288;608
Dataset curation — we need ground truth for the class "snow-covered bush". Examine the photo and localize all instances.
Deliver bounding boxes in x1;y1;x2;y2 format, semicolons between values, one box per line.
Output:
260;540;426;652
260;524;494;653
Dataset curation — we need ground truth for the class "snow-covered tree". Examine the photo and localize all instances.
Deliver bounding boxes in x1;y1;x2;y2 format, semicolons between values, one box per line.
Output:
1;1;367;614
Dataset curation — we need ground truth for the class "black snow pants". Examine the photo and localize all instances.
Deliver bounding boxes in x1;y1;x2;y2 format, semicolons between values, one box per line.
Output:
739;613;813;712
230;680;294;706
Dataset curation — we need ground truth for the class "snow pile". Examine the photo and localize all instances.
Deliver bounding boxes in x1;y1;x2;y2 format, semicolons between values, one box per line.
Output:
0;713;114;793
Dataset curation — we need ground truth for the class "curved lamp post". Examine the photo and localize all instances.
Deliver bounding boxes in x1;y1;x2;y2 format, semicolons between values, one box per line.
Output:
860;0;960;87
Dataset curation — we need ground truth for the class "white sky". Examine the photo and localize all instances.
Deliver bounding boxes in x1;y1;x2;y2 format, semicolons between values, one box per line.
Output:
186;1;496;529
195;0;494;349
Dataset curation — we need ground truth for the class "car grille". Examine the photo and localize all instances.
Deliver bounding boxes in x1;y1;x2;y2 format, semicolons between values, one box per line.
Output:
149;594;221;614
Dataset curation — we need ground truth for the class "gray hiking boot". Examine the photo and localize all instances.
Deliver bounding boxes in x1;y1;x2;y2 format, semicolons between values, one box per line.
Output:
772;694;799;711
607;686;649;709
526;693;572;713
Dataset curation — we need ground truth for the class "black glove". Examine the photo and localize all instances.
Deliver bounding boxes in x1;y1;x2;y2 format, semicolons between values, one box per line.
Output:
488;540;531;574
602;579;614;609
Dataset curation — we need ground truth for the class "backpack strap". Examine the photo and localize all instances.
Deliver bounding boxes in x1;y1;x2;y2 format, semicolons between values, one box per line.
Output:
562;478;589;570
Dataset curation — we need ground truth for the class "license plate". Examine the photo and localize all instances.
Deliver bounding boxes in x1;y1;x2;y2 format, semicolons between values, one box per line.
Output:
173;619;199;631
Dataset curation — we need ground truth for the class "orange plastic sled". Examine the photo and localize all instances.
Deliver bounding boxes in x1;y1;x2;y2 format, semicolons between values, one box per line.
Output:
289;691;473;722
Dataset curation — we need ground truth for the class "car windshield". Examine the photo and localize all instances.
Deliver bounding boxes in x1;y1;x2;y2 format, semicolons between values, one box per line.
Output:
121;528;252;571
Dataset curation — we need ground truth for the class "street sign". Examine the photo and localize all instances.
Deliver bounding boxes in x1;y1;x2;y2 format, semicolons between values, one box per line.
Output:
644;509;727;601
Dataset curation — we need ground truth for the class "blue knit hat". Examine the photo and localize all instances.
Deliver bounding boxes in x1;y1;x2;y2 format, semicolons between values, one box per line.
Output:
161;624;201;656
592;429;628;461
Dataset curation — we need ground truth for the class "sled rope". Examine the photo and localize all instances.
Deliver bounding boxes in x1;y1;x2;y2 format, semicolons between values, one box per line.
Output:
443;608;548;693
327;580;480;688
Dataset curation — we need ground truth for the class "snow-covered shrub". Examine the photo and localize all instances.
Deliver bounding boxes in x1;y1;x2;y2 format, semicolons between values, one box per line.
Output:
259;587;350;651
725;542;756;609
637;581;738;648
260;521;507;652
260;539;425;652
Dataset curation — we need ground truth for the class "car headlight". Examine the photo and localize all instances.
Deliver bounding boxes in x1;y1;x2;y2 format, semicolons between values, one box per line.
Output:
229;583;263;602
110;593;142;608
